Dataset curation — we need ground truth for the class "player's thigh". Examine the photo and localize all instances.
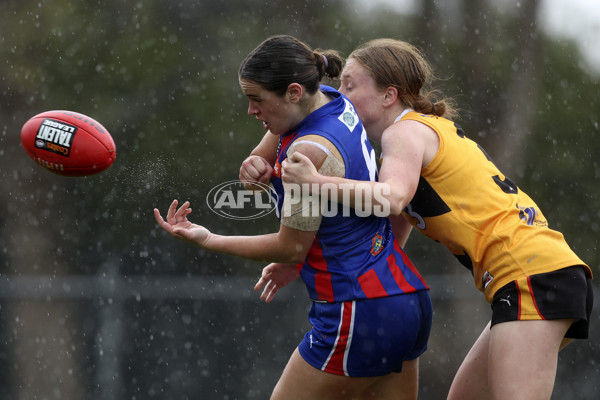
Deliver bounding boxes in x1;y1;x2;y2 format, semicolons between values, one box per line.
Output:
447;321;492;400
272;348;417;400
270;347;367;400
487;319;574;400
360;358;419;400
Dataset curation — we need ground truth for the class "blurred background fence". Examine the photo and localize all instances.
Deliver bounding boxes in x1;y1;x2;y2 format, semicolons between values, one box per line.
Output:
0;267;596;399
1;0;599;398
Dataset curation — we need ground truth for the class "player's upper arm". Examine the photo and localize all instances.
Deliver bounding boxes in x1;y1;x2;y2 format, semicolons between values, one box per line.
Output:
378;121;437;214
280;135;345;231
287;135;345;177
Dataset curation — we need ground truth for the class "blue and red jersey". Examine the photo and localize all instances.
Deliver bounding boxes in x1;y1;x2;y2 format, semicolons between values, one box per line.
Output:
271;86;429;302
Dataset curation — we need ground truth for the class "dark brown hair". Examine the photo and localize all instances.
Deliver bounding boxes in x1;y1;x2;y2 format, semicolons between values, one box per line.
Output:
239;35;344;96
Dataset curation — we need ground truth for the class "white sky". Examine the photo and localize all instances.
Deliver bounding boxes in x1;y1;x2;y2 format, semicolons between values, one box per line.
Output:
539;0;600;72
356;0;600;74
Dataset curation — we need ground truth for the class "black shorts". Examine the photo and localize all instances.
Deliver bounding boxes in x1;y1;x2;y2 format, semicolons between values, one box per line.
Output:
491;266;593;339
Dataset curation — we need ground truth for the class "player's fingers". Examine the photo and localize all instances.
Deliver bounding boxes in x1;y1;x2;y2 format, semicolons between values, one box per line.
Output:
174;201;190;219
250;156;267;174
153;208;166;225
242;165;261;181
288;151;310;164
259;280;274;301
262;166;273;181
265;285;278;303
240;156;266;180
254;276;267;291
154;209;177;235
166;199;179;219
239;168;251;182
179;207;192;221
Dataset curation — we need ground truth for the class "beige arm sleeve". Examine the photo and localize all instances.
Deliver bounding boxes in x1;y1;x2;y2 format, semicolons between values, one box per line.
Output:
280;138;345;231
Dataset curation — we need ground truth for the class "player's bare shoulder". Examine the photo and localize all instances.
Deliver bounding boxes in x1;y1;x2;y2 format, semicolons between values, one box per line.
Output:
383;119;439;167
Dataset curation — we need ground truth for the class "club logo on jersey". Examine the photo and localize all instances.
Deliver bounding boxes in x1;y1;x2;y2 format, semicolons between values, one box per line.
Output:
370;233;384;255
35;118;77;156
516;204;547;227
338;99;359;131
482;271;494;289
342;112;355;126
273;160;281;178
206;180;279;220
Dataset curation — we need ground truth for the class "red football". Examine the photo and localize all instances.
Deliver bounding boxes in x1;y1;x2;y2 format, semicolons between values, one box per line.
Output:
20;110;116;176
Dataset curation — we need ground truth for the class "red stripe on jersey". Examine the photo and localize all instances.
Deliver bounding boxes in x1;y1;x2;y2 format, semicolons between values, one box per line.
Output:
527;276;545;320
323;301;354;376
307;239;334;302
394;241;429;289
386;252;417;293
274;132;300;178
280;132;298;152
358;269;388;298
516;279;522;318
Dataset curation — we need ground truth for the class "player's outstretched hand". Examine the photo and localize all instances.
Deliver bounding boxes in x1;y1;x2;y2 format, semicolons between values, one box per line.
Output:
239;155;272;190
281;151;319;186
254;263;300;303
154;200;211;247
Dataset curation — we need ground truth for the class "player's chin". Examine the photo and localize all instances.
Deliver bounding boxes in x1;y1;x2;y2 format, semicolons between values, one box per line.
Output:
266;125;286;136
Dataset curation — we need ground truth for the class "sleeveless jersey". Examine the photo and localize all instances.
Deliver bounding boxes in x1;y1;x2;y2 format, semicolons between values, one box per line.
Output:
271;86;429;302
397;111;590;302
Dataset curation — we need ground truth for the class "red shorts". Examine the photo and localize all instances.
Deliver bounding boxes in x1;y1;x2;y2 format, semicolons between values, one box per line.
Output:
490;266;593;339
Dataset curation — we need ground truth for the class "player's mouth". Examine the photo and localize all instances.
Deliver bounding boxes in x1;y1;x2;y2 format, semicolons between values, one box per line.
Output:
257;118;269;131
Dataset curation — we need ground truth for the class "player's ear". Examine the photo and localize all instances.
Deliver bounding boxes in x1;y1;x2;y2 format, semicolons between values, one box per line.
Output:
286;83;303;103
382;86;399;107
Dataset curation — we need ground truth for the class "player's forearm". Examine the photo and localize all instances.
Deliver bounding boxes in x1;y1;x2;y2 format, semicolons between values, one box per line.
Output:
250;131;279;165
389;214;413;247
202;233;307;264
314;174;406;216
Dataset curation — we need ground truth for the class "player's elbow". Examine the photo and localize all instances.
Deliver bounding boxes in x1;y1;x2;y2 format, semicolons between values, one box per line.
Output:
278;242;310;264
286;248;309;264
381;191;406;216
371;183;404;217
388;201;405;216
385;186;414;217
